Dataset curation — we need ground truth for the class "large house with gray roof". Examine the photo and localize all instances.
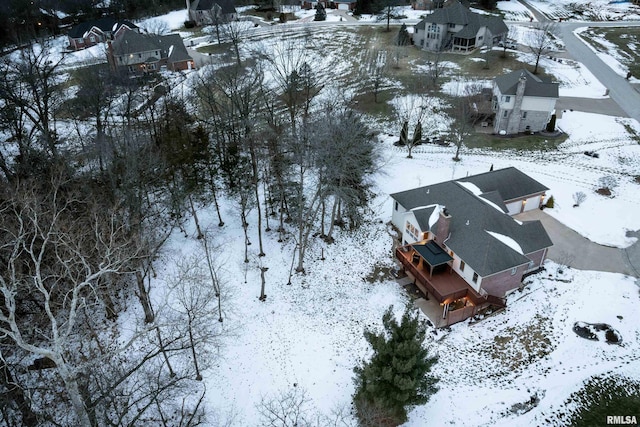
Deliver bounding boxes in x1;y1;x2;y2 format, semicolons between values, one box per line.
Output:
414;1;508;52
391;167;552;326
492;69;559;135
107;29;194;74
67;17;138;51
188;0;237;26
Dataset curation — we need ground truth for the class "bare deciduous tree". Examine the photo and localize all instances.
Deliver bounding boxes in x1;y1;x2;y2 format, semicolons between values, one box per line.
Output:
0;180;138;426
527;22;558;74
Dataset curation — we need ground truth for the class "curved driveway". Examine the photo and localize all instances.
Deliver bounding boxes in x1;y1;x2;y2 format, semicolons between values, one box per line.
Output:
516;210;637;277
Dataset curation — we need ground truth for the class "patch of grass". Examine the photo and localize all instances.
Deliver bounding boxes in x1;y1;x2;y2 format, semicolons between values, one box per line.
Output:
581;27;640;77
488;314;555;371
554;375;640;426
364;262;395;283
465;131;567;151
621;122;640;144
196;42;233;54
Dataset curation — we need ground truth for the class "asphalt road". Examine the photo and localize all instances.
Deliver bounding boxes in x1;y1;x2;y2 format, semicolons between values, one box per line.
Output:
518;0;640;123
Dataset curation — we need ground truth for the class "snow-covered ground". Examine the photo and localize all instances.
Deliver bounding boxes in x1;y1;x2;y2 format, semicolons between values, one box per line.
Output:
526;0;640;21
575;26;640;83
497;0;535;22
14;7;640;425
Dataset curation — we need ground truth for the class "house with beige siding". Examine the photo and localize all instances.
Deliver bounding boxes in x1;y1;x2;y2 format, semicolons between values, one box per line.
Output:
414;0;507;52
391;167;552;326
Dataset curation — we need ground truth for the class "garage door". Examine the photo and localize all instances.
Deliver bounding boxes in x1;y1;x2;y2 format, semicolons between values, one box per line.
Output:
523;197;540;212
506;201;521;215
338;3;349;10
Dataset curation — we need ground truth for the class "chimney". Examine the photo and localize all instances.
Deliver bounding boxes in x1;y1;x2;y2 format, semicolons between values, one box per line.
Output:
434;207;451;244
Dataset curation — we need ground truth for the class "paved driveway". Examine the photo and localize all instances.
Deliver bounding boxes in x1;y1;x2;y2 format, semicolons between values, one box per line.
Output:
515;210;637;277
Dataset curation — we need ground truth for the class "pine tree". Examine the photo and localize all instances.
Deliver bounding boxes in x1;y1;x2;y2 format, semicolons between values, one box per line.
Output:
353;306;439;426
398;120;408;146
397;23;410;46
314;3;326;21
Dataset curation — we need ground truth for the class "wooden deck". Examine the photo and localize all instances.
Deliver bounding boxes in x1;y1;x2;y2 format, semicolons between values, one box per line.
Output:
396;246;503;308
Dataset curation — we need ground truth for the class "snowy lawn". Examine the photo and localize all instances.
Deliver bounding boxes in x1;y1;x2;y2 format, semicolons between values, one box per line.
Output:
21;13;640;425
576;26;640;83
525;0;640;21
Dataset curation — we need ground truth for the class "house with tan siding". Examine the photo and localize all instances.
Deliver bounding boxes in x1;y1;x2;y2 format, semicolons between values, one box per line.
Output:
391;167;552;326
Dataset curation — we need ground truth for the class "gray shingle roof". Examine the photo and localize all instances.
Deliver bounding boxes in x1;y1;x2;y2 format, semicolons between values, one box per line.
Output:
495;69;559;98
191;0;236;14
68;17;137;39
159;34;193;64
460;166;549;201
391;168;552;277
415;1;507;39
111;30;192;64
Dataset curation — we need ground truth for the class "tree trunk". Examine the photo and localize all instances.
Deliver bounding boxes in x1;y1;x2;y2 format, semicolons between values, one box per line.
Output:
249;142;265;256
155;327;176;377
135;270;155;324
56;361;92;427
242;210;250;263
326;196;339;242
209;172;224;226
187;318;202;381
259;267;268;301
188;195;204;239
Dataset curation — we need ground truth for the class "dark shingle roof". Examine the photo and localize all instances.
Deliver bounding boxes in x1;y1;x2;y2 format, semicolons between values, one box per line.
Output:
415;1;507;38
68;17;137;38
159;34;193;63
460;166;549;201
495;69;559;98
111;30;192;64
390;168;552;276
191;0;236;14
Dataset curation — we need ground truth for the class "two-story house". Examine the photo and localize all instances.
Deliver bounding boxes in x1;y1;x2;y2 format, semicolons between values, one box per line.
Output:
107;29;194;74
492;69;559;135
391;167;552;326
187;0;237;26
414;0;507;52
67;17;138;51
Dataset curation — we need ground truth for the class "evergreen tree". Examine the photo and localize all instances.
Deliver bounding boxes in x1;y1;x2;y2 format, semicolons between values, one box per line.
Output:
398;121;408;146
314;3;327;21
397;23;410;46
353;306;439;426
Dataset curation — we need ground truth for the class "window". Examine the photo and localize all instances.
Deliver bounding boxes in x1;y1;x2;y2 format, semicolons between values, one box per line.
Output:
472;272;478;283
478;35;483;41
138;54;142;58
394;201;398;211
528;260;535;269
522;111;528;118
448;23;455;28
504;95;511;102
503;110;508;118
460;260;465;271
511;267;517;275
90;35;96;42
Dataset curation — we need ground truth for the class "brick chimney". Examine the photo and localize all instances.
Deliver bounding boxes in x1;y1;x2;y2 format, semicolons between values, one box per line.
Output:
434;207;451;244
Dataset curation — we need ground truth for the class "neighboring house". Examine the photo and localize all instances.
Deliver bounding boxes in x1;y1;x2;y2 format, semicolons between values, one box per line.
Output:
187;0;237;26
391;167;552;327
107;29;195;74
67;17;138;51
414;1;507;52
492;69;559;135
411;0;446;11
333;0;357;11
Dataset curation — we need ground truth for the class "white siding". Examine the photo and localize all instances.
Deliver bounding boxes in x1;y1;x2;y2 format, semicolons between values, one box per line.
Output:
522;195;542;212
391;201;408;230
446;249;482;291
506;201;522;215
521;96;557;112
338;3;349;10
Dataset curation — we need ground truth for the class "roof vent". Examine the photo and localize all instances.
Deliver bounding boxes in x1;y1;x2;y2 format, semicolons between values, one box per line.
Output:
465;220;470;226
426;189;430;194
